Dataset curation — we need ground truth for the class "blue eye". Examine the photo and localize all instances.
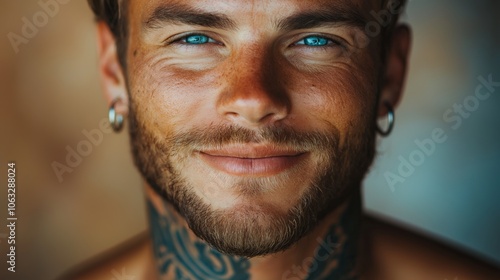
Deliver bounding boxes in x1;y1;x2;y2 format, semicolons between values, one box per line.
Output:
183;34;212;44
296;36;331;47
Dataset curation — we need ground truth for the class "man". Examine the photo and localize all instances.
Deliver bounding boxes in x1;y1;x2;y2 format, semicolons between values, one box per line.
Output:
64;0;500;279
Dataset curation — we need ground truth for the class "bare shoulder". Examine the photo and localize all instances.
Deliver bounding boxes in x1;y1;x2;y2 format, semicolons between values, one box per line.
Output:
58;231;156;280
57;218;499;280
365;215;500;280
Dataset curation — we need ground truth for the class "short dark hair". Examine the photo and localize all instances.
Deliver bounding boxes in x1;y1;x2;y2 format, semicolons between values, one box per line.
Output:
87;0;407;67
88;0;129;67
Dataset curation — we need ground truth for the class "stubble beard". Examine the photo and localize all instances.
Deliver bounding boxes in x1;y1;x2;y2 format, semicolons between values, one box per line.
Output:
128;103;376;258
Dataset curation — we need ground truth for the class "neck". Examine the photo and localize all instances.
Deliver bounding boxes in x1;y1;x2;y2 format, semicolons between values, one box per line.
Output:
146;186;365;280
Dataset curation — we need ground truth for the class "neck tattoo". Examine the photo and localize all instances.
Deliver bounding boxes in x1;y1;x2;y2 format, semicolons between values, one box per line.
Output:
304;195;362;280
148;194;362;280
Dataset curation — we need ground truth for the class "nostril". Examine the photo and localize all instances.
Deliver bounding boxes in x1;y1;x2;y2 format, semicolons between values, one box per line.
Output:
259;112;279;124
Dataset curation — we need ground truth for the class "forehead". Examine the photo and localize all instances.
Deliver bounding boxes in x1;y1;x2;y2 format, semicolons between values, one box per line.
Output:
128;0;382;24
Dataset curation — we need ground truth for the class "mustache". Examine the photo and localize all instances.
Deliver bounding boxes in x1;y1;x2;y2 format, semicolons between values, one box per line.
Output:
165;124;341;152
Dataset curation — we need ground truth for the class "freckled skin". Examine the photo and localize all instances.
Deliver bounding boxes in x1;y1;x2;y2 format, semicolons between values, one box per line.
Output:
132;0;376;258
128;1;381;126
126;0;382;196
79;1;499;279
113;0;405;279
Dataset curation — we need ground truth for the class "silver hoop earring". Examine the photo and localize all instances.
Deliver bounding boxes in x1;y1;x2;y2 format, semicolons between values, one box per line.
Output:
108;98;124;133
377;102;395;137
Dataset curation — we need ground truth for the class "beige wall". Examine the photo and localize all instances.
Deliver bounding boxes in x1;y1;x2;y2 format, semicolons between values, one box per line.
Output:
0;1;145;280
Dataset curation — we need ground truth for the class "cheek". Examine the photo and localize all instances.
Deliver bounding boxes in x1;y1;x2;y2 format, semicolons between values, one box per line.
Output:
290;66;377;138
128;55;223;134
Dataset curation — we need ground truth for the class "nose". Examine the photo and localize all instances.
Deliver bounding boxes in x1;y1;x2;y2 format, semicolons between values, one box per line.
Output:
216;47;290;127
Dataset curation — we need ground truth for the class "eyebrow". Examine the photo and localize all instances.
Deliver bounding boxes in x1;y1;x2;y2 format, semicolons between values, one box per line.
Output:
277;7;368;31
143;3;367;32
144;3;237;30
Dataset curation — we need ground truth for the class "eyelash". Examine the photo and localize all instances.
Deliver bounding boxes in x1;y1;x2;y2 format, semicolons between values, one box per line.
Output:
169;33;343;49
293;35;343;49
169;33;220;46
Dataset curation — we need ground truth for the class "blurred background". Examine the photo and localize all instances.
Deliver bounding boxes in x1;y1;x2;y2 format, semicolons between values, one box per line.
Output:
0;0;499;279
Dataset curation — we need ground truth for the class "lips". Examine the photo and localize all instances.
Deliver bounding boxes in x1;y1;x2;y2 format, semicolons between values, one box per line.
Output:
198;145;307;176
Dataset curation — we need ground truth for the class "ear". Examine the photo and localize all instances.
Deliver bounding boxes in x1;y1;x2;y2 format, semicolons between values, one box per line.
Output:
96;21;129;117
377;24;411;117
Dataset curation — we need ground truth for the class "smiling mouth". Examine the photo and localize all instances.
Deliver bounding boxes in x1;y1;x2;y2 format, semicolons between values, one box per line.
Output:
198;145;308;176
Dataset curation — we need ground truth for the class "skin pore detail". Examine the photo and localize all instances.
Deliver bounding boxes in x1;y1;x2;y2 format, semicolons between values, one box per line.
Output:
94;0;408;279
148;188;363;280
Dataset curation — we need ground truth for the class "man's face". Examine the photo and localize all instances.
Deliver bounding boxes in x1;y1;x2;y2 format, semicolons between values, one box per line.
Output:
125;0;382;257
